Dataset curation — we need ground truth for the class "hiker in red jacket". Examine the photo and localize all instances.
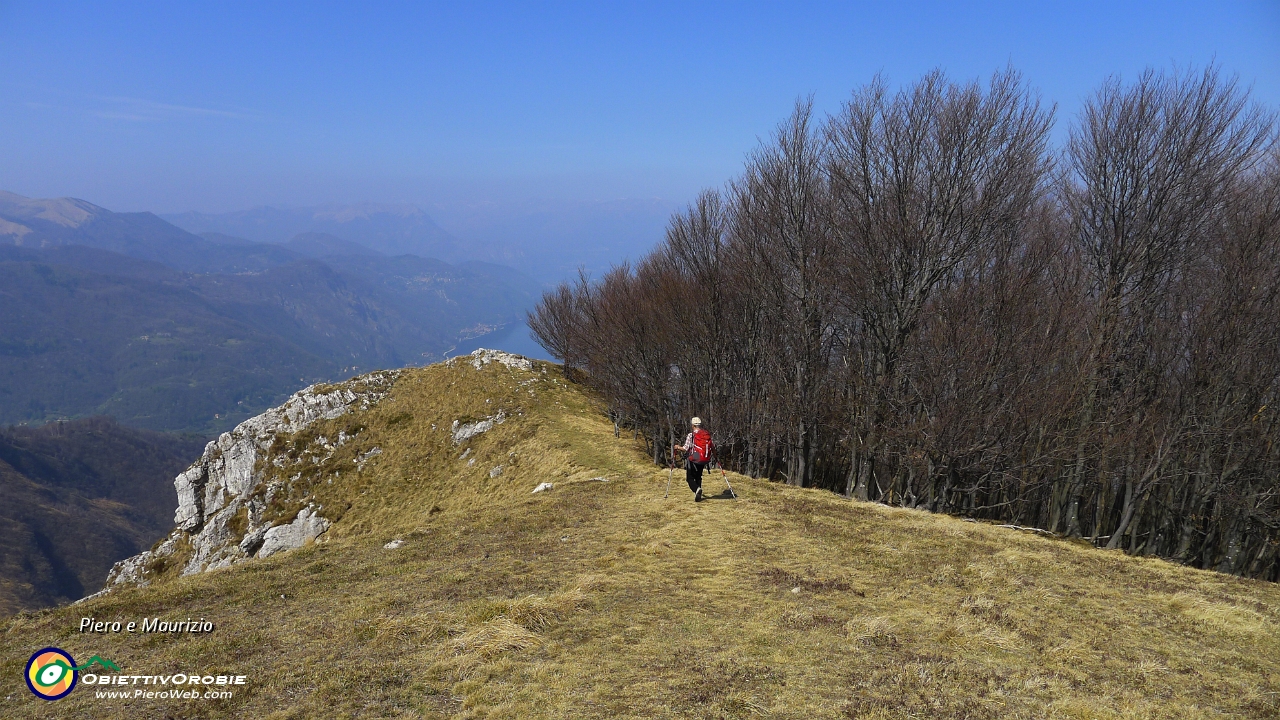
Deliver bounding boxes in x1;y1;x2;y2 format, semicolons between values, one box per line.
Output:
679;417;714;502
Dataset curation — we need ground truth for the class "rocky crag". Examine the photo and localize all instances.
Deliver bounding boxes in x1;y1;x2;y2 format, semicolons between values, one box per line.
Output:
95;371;401;594
92;349;537;599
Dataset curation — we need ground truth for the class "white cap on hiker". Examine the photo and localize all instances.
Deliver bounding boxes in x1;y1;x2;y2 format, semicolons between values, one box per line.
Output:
691;417;702;426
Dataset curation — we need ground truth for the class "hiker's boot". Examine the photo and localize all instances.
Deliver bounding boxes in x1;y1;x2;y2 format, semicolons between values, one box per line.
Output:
694;486;703;502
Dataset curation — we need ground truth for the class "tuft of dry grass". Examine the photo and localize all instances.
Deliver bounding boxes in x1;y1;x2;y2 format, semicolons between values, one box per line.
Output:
1;357;1278;719
845;616;899;647
451;618;543;660
470;586;590;631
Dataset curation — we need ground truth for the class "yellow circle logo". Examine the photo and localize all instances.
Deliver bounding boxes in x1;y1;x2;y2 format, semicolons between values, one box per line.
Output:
25;647;78;701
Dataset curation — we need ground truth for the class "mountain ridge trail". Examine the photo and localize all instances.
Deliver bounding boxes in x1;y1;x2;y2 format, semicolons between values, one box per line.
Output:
3;351;1277;718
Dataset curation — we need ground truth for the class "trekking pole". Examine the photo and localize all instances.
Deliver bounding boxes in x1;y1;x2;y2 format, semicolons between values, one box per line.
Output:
664;447;675;499
717;460;736;499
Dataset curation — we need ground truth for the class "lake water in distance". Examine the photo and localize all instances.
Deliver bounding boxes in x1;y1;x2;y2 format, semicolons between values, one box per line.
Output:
446;318;554;362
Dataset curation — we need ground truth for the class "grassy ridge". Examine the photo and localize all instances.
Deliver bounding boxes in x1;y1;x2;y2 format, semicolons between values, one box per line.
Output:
2;358;1278;718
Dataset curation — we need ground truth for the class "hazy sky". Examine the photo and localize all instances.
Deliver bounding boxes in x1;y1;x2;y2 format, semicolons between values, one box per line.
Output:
1;1;1277;217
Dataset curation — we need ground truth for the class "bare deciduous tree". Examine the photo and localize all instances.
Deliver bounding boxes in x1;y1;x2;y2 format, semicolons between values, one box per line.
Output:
530;66;1280;582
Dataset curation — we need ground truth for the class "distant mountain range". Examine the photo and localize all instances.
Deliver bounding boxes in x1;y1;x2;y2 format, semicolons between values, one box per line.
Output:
0;191;544;434
283;231;384;258
0;190;301;273
3;189;676;282
161;203;469;264
162;197;675;283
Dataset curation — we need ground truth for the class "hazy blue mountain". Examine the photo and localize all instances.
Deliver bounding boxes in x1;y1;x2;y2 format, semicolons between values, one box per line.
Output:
198;231;260;245
0;191;303;273
0;194;545;619
0;242;177;281
163;203;466;262
166;197;676;283
320;254;544;352
187;258;435;368
283;231;382;258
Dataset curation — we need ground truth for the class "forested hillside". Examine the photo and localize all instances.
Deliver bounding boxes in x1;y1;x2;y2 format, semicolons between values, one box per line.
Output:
0;247;339;432
0;417;203;615
0;224;541;434
530;66;1280;580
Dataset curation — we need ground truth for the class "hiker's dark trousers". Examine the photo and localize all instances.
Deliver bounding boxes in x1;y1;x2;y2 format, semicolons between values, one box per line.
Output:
686;460;707;493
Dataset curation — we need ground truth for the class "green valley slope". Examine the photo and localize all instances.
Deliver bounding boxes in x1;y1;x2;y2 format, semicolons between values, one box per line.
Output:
2;354;1277;719
0;243;540;434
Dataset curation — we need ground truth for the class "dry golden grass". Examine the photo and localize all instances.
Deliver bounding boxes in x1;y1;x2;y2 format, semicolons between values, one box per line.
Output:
2;357;1279;718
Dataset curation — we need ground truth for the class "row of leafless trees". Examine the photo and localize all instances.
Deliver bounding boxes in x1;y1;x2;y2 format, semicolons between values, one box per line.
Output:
530;66;1280;580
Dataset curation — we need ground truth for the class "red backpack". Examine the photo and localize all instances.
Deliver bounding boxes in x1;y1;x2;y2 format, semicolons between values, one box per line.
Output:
689;428;714;464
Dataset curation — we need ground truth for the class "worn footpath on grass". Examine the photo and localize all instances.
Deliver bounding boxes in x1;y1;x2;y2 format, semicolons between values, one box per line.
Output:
2;356;1279;719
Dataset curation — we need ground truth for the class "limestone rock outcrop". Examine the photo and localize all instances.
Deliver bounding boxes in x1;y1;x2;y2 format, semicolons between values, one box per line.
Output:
452;410;506;444
450;348;534;372
93;348;538;599
99;371;399;592
258;507;331;559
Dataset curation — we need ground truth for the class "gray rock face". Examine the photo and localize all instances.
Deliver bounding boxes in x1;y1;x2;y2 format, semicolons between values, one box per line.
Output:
355;446;382;469
258;507;330;559
102;371;399;590
449;348;534;372
452;410;506;444
174;378;391;534
94;352;542;600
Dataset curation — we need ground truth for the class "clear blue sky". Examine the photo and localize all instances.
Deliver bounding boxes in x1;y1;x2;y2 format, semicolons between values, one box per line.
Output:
1;1;1276;215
